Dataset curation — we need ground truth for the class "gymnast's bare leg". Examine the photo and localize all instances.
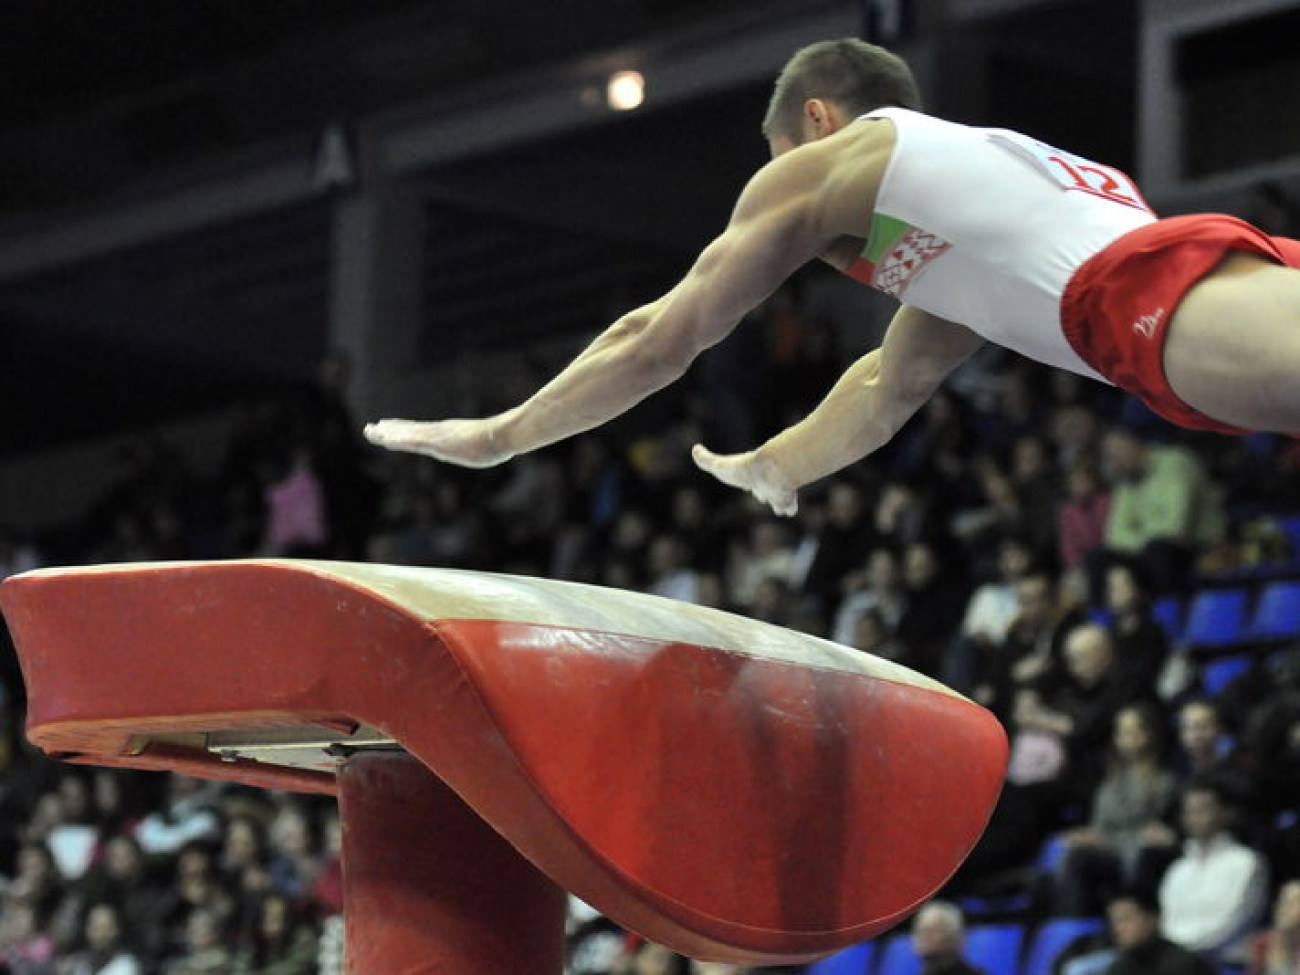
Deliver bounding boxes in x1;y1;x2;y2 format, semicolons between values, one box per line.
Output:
1163;251;1300;433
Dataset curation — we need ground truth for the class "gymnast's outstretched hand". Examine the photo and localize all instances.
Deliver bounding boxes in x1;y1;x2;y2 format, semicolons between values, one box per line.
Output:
364;417;515;468
692;444;799;517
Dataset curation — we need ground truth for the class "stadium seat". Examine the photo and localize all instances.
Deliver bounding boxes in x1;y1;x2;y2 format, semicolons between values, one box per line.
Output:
1278;515;1300;563
1247;580;1300;641
962;923;1025;975
1182;588;1250;649
957;891;1034;919
807;942;876;975
1152;595;1185;643
1022;918;1106;975
1202;654;1253;697
876;933;920;975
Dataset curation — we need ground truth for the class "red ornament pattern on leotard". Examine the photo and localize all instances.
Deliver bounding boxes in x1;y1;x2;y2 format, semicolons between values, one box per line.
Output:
872;230;952;297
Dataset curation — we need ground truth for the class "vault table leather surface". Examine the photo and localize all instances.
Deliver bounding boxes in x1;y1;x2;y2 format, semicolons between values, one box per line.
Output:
0;559;1007;964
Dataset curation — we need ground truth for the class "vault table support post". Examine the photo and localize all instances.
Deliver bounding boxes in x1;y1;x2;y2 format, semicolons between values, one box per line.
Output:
338;752;567;974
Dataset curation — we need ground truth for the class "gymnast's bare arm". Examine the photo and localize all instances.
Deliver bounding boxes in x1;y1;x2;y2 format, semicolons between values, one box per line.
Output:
364;145;838;467
693;306;984;515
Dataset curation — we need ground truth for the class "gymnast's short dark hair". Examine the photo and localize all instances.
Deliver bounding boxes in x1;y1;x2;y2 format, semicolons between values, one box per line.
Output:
764;38;922;141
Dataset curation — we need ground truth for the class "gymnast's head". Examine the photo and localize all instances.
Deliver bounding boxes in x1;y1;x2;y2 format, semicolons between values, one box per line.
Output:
763;38;921;156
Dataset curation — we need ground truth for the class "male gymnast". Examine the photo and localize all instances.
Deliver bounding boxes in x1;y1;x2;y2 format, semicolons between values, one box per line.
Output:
365;39;1300;516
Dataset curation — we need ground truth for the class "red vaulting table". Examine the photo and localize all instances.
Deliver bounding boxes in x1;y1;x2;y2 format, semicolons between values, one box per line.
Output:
0;560;1008;973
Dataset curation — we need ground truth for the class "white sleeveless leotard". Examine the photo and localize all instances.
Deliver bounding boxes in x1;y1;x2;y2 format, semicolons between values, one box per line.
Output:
851;108;1157;382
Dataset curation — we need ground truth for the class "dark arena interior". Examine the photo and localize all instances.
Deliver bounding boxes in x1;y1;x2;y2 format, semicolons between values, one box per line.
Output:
2;2;1300;974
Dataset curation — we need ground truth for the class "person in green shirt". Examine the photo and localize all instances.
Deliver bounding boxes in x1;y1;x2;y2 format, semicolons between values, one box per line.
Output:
1091;425;1224;598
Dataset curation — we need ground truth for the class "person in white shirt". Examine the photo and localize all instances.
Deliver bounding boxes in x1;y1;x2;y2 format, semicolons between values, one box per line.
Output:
1159;779;1269;966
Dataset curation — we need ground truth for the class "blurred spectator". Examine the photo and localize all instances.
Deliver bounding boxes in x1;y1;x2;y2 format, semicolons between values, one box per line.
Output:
968;570;1079;717
219;814;272;913
157;842;235;964
1057;460;1110;603
307;351;381;561
1104;888;1214;975
266;802;321;900
645;535;700;603
747;578;796;627
1247;878;1300;975
59;902;142;975
800;482;871;613
667;486;725;575
45;776;96;883
980;364;1043;457
1103;563;1169;696
0;896;56;975
88;771;148;853
1016;623;1152;790
1093;426;1224;599
1052;703;1179;916
231;892;317;975
1243;659;1300;817
847;607;908;661
728;520;795;611
614;941;689;975
4;843;67;923
308;812;343;918
66;834;172;970
1049;403;1103;474
315;915;343;975
1011;434;1063;553
134;778;221;858
1174;699;1245;787
886;389;974;518
567;436;634;533
832;547;905;646
959;534;1036;649
871;482;932;553
262;446;328;557
567;898;624;975
766;296;841;428
895;540;969;677
1159;779;1269;965
950;460;1029;566
910;900;985;975
607;509;655;583
160;909;231;975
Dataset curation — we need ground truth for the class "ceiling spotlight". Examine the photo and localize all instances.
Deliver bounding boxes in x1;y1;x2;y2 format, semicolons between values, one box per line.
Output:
606;70;645;111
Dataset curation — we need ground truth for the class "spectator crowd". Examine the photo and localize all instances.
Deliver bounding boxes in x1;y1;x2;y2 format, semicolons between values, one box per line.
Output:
2;193;1300;975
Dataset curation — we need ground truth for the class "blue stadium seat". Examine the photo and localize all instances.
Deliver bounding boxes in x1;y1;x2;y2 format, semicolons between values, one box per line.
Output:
1037;833;1070;872
1022;918;1107;975
957;891;1034;919
1202;654;1252;697
1247;580;1300;641
963;923;1025;975
1278;515;1300;563
876;933;921;975
807;942;876;975
1182;588;1250;649
1152;595;1185;643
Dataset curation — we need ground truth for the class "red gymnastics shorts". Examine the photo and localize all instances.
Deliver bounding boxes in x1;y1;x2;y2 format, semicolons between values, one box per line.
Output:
1061;213;1300;434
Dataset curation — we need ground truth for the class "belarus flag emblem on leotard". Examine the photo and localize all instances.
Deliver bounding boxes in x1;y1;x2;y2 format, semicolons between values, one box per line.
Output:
845;213;951;298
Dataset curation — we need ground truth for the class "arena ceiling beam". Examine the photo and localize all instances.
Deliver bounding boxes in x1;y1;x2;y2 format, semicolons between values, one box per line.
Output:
0;5;857;286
